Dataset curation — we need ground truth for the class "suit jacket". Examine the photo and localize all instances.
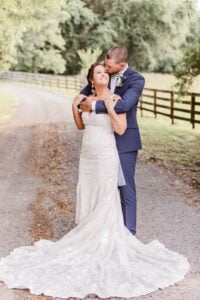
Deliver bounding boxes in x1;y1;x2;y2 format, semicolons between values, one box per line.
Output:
80;66;145;153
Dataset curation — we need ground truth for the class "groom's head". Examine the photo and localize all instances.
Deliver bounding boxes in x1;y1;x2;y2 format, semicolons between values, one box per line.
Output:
104;47;127;75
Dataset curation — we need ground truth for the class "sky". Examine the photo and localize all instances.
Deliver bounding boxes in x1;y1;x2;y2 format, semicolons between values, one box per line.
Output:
197;0;200;9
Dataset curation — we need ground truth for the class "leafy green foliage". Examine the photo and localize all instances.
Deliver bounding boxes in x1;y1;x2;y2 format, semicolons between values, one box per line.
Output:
174;41;200;96
0;0;66;72
174;15;200;96
77;48;102;76
82;0;190;72
60;0;98;74
0;0;195;75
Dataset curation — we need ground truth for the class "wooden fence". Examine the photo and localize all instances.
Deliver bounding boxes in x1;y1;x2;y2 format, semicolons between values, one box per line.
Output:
0;71;200;128
140;88;200;128
0;71;85;91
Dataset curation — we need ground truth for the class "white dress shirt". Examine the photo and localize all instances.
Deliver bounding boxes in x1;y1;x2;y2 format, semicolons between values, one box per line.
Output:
91;63;129;111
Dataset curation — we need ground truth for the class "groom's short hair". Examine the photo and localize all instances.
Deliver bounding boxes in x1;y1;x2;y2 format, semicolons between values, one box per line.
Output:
106;47;128;63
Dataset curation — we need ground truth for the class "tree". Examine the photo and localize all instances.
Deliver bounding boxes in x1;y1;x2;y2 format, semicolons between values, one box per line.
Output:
82;0;190;72
3;0;193;75
60;0;99;74
13;2;67;74
0;0;66;72
77;48;102;76
174;13;200;96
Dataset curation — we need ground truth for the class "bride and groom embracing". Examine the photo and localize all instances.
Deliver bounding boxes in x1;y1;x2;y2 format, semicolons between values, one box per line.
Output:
0;47;190;298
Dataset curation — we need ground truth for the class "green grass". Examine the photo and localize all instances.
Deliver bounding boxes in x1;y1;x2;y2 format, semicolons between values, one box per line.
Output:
142;73;200;93
0;91;18;131
138;113;200;188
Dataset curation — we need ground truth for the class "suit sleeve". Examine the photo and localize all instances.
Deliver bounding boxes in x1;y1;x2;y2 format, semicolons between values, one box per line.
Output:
95;74;145;114
80;84;92;96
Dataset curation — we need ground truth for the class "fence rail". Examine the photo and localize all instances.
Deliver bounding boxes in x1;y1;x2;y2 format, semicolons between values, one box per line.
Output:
1;71;200;128
140;88;200;128
0;71;85;91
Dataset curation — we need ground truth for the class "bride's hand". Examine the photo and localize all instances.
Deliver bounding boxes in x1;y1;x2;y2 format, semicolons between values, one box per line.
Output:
104;94;121;111
73;94;86;107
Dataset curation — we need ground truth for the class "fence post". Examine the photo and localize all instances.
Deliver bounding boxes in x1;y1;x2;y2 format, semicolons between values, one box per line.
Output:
154;90;157;118
191;93;195;129
170;91;174;124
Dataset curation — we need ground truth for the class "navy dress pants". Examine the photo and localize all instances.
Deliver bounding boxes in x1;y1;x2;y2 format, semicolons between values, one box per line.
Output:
118;151;138;235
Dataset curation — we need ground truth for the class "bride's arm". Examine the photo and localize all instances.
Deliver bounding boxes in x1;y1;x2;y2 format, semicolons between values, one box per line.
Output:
104;96;127;135
72;96;85;130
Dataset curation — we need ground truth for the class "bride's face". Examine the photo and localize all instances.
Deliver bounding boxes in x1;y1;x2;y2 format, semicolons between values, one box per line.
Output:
92;65;109;87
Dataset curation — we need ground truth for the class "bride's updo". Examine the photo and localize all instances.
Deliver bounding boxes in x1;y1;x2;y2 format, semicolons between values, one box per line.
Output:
87;63;104;86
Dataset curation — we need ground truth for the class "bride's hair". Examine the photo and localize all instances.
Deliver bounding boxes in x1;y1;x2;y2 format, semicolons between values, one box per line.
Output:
87;63;104;86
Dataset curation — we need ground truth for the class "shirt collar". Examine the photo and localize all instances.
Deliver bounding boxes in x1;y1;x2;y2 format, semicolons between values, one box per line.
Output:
117;63;129;75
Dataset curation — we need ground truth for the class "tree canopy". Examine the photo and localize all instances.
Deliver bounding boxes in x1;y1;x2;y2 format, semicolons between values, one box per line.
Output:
0;0;66;72
0;0;198;75
174;13;200;95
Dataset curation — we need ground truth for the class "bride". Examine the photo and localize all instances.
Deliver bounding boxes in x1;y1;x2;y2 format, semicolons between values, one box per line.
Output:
0;63;189;299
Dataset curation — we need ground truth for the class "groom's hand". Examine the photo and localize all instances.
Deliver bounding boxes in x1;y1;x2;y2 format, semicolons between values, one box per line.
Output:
80;96;94;112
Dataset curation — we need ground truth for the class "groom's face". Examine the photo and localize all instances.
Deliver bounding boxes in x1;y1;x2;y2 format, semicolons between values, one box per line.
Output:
104;58;126;75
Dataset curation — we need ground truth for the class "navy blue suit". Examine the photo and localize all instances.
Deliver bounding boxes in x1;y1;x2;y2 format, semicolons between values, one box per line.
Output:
80;66;145;234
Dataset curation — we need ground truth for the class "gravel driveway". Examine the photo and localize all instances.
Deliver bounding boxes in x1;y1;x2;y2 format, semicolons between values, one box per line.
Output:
0;83;199;300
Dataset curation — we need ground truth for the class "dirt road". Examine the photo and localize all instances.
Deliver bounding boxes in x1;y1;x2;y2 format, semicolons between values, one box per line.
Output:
0;83;199;300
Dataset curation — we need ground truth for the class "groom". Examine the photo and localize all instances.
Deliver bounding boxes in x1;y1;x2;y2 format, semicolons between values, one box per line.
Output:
76;47;145;235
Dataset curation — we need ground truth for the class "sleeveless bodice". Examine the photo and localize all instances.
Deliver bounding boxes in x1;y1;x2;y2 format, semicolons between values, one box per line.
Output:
82;111;113;130
81;112;117;159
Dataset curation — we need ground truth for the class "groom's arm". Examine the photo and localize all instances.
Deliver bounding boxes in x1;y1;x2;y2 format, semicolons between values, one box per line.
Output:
80;84;92;96
74;85;93;111
95;74;145;114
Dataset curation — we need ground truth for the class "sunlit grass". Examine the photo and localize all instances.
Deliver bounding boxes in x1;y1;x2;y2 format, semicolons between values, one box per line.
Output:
142;73;200;93
138;113;200;187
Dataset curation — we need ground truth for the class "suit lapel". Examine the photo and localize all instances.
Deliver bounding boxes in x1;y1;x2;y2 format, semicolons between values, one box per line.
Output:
114;85;123;95
114;67;132;95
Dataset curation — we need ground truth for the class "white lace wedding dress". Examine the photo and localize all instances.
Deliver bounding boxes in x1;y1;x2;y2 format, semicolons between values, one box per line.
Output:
0;112;189;298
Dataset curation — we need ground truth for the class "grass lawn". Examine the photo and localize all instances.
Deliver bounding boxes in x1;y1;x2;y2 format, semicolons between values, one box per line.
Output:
138;113;200;189
0;91;19;131
142;73;200;93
